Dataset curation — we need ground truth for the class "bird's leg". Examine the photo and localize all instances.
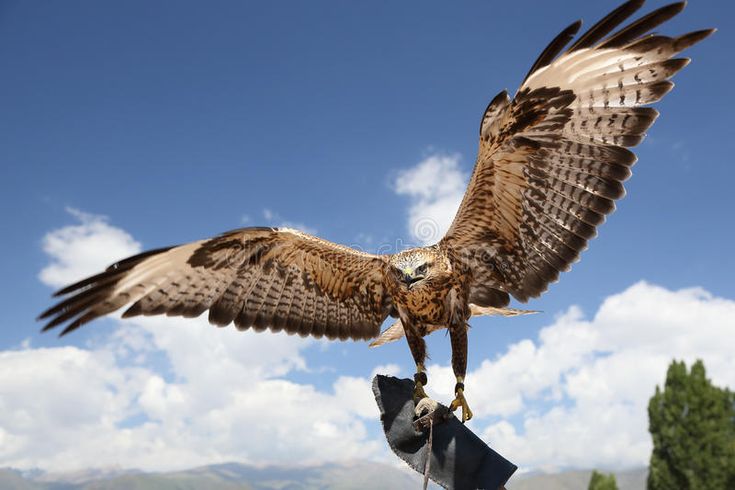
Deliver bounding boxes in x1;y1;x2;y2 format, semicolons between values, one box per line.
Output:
413;364;428;401
450;376;473;423
448;323;473;422
403;322;429;403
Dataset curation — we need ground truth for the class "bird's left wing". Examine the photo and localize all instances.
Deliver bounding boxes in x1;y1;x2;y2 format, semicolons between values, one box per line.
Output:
39;227;392;340
441;1;713;302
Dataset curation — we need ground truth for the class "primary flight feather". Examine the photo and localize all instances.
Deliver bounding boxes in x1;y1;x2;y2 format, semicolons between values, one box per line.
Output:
40;1;713;422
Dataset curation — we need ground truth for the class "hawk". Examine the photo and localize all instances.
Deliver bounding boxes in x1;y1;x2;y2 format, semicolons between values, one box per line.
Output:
40;1;712;423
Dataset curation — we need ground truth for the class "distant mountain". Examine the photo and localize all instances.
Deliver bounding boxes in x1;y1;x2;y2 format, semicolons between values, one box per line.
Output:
1;461;424;490
0;469;40;490
1;463;647;490
509;468;647;490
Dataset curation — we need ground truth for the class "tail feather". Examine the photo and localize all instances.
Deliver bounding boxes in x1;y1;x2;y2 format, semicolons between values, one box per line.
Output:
368;306;538;348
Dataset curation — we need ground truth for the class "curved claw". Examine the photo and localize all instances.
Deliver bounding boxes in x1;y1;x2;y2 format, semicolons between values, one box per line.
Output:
449;388;473;423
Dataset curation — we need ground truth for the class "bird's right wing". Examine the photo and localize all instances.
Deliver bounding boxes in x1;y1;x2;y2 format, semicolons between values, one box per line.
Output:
39;227;393;340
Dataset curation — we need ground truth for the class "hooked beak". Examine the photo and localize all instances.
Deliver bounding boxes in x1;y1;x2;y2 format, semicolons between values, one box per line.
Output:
402;268;424;287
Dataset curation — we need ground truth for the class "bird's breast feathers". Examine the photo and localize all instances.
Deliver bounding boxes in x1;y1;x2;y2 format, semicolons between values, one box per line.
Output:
386;270;469;327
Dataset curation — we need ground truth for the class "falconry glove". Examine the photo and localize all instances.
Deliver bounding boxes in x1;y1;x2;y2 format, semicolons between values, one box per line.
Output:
373;375;517;490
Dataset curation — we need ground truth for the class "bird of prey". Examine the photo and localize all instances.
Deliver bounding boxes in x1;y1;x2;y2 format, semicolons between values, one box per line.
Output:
40;1;712;423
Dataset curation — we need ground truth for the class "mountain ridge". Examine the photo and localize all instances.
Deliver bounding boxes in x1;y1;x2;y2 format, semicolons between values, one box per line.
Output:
1;462;647;490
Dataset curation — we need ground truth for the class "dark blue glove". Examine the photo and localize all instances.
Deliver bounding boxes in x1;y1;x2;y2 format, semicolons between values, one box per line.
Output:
372;375;517;490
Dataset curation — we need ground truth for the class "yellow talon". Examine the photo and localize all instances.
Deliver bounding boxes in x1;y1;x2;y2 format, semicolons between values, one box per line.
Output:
449;388;473;423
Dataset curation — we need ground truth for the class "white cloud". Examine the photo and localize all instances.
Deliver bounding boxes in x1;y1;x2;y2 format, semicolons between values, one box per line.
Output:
393;154;468;245
38;208;142;288
461;282;735;471
0;325;386;472
262;208;317;235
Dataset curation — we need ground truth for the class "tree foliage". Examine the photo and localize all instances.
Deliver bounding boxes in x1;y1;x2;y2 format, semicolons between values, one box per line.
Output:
647;359;735;490
588;469;618;490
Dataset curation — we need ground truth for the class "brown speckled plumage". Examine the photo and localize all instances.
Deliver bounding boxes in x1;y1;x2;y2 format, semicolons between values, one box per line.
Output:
40;1;711;416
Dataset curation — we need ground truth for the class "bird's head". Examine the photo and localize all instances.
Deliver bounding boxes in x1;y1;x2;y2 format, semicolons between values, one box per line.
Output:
390;247;450;288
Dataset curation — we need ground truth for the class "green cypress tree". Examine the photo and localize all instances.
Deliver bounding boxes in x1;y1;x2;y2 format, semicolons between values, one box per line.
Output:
588;469;618;490
647;359;735;490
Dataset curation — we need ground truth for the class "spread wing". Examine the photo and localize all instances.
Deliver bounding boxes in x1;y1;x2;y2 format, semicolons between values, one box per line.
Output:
39;227;392;340
441;0;713;302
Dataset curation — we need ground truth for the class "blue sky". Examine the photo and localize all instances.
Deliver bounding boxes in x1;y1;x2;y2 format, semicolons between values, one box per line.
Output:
1;0;734;474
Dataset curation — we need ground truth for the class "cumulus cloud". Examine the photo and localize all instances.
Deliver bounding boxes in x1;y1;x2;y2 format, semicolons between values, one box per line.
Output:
4;212;386;472
451;282;735;471
393;154;468;245
0;324;386;472
38;208;142;288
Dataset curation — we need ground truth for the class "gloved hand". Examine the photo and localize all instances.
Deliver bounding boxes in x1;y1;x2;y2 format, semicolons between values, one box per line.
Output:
373;375;517;490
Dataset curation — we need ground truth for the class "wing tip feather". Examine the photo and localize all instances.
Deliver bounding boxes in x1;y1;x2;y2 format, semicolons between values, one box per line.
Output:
568;0;646;53
39;247;173;334
601;1;687;49
522;19;583;83
675;28;716;51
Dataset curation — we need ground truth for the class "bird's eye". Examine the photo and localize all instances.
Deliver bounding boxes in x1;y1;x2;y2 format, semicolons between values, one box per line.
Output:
416;263;428;275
